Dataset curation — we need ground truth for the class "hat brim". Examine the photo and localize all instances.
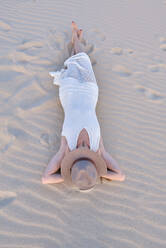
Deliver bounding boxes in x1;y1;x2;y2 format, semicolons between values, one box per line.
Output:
61;147;107;185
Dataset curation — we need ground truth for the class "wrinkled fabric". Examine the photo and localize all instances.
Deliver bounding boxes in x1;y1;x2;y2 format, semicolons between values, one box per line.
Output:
49;52;101;152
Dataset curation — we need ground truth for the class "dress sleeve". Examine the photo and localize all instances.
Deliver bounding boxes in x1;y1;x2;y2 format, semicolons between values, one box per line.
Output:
49;71;62;86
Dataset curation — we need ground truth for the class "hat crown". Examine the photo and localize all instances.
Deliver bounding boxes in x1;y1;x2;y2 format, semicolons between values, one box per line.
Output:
71;159;97;190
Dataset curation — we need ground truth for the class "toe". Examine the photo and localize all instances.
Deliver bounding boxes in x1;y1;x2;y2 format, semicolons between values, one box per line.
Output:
71;21;78;31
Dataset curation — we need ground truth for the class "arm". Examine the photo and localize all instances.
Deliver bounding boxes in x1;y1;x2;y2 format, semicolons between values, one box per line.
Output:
42;150;65;184
101;150;125;181
99;137;125;181
42;174;64;184
42;137;67;184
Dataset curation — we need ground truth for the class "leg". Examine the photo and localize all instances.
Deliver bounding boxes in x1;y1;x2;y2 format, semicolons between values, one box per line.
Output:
68;21;86;57
71;46;75;56
71;21;84;55
73;32;83;54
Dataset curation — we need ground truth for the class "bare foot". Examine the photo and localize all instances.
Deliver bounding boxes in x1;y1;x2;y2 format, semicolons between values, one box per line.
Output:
71;21;79;33
78;29;83;41
69;21;86;55
72;23;86;45
71;21;83;44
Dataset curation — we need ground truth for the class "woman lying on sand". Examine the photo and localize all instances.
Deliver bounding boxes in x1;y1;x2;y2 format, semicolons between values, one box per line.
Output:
42;21;125;190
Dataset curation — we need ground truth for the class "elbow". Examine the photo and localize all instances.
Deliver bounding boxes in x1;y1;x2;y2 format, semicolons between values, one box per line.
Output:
119;172;126;181
41;176;48;184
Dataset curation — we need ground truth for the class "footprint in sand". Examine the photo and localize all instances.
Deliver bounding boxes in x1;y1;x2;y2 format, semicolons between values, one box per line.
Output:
135;86;163;101
17;40;44;59
7;126;29;140
19;40;43;51
0;124;16;153
110;47;123;55
40;133;50;146
47;29;67;51
0;191;17;209
40;133;59;151
0;20;11;31
5;124;40;147
0;136;15;153
85;29;106;51
8;51;38;65
126;48;134;54
112;65;132;77
87;29;106;43
19;93;54;111
159;37;166;51
148;65;160;72
148;64;166;72
110;47;134;55
84;43;94;54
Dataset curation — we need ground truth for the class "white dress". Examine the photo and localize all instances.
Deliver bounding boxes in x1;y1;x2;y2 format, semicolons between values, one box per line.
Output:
49;52;101;152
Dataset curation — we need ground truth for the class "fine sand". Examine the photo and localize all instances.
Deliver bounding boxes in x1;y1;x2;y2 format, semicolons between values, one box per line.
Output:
0;0;166;247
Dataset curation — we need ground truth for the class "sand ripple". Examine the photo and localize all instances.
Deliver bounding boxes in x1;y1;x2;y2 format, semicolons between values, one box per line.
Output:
0;0;166;248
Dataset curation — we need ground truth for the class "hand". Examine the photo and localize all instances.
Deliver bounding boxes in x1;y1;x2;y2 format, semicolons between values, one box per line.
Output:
42;173;64;184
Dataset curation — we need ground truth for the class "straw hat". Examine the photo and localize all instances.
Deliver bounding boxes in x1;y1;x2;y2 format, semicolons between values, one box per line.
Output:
61;147;107;185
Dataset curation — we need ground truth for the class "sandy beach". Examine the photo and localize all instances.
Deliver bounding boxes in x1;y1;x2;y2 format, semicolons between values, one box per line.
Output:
0;0;166;247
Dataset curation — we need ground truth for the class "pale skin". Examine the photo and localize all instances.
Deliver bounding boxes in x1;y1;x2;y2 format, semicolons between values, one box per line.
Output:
42;21;125;184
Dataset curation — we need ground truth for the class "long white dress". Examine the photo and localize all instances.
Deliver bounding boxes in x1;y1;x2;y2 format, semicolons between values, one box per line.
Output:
49;52;101;152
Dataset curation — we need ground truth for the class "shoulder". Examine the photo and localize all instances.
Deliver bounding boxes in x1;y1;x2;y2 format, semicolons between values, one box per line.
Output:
60;136;106;156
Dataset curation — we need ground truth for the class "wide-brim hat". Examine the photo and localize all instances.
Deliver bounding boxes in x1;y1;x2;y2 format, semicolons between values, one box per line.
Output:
61;147;107;185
